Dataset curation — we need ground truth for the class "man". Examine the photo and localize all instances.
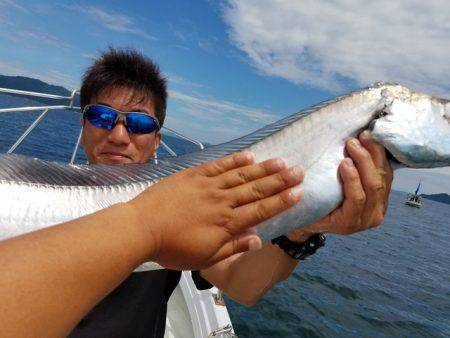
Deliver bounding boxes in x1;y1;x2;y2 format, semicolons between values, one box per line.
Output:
73;48;392;336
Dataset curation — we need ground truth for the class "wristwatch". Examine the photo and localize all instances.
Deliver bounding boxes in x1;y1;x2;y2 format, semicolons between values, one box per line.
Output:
271;233;326;260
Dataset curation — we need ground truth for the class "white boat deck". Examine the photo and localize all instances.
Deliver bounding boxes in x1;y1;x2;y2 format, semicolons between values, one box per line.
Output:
166;272;236;338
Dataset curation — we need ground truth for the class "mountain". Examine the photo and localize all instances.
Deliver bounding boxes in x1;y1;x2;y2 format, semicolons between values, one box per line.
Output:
0;74;76;106
421;193;450;205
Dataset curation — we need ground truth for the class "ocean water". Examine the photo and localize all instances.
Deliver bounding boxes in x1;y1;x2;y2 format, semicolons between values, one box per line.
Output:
0;94;200;160
1;94;449;337
226;192;450;337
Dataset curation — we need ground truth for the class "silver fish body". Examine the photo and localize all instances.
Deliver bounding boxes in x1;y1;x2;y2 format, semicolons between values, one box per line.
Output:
0;84;449;270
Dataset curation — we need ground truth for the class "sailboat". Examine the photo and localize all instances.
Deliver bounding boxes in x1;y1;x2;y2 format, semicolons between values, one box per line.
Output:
405;182;422;208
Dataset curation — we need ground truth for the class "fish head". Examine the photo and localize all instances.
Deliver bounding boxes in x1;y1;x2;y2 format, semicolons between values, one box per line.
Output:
370;86;450;168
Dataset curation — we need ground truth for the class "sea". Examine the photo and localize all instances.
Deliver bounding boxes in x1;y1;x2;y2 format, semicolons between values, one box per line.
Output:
1;94;449;338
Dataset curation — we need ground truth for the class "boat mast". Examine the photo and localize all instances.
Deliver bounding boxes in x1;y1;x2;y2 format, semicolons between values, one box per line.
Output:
414;181;421;195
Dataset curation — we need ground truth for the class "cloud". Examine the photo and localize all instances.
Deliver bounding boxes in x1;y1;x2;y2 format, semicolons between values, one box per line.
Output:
0;0;29;13
0;59;78;89
12;30;73;50
223;0;450;96
166;74;204;89
69;5;156;42
82;53;97;61
167;90;276;143
170;90;275;122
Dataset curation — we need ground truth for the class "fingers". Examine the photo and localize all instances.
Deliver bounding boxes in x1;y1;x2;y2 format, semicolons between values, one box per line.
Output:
346;138;384;214
346;138;379;188
359;131;393;212
339;158;366;227
197;152;255;177
230;165;304;206
230;185;302;232
359;131;388;169
217;157;288;189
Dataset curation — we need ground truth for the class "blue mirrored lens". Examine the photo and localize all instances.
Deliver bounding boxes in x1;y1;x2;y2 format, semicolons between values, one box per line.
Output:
125;113;159;134
84;105;159;134
84;105;117;130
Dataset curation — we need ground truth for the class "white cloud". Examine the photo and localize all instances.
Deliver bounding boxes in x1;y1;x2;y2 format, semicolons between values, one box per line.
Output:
223;0;450;97
167;90;276;143
0;0;28;13
69;5;156;42
165;115;247;144
166;74;204;89
13;30;73;50
170;90;275;122
82;53;96;61
0;60;78;89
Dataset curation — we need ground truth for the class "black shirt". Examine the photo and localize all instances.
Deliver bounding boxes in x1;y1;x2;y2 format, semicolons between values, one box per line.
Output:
69;269;212;338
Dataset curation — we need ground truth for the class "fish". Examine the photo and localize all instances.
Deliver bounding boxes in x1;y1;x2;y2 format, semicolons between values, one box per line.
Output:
0;83;449;271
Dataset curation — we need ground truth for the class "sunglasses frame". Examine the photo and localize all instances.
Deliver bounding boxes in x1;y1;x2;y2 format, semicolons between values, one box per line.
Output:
82;104;161;134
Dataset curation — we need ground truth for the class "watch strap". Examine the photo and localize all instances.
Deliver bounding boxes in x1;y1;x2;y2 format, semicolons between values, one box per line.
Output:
271;233;326;260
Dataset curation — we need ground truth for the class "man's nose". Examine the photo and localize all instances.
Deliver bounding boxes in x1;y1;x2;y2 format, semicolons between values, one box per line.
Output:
107;120;131;145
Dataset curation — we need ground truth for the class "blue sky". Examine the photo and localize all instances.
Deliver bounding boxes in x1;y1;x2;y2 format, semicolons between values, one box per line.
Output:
0;0;330;143
0;0;449;193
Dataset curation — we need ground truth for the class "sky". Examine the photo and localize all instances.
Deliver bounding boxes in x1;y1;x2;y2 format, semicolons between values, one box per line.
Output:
0;0;449;194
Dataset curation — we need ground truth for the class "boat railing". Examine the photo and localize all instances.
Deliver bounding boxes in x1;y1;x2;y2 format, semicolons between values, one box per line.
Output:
0;87;204;163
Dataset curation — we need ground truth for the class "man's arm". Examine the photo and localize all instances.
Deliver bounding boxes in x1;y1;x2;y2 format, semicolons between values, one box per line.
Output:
200;131;393;306
0;153;304;338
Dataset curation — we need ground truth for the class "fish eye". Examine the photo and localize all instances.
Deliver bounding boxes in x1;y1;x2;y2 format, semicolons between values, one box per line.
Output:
377;110;388;118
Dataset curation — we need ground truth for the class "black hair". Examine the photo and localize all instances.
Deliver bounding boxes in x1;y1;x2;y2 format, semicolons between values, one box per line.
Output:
80;48;167;126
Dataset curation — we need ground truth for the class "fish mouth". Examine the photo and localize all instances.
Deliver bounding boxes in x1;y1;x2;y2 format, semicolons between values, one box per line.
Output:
368;107;403;166
385;149;402;166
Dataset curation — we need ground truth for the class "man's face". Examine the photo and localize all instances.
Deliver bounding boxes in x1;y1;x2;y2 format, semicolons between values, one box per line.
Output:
81;86;161;164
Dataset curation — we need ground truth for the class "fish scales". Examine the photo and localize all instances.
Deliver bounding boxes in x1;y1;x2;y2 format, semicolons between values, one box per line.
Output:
0;83;449;271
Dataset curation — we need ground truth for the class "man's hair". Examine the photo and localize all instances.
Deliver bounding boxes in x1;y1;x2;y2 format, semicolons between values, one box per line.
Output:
80;48;167;126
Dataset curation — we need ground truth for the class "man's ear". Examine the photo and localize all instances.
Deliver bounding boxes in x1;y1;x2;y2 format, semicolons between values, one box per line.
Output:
151;132;162;158
154;132;162;151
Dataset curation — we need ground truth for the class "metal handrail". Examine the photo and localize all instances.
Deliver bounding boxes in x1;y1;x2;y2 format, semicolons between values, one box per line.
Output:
0;87;77;100
7;108;50;153
160;140;177;157
0;86;205;162
163;126;205;150
0;105;80;113
70;126;84;164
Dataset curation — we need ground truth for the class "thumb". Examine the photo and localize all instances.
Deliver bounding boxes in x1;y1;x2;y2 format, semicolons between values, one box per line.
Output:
212;233;262;263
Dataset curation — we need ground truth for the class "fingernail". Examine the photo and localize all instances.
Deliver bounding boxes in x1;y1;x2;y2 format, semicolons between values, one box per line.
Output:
344;158;354;167
242;151;255;162
290;185;302;199
276;157;287;169
290;165;303;178
248;237;262;251
361;130;371;139
351;139;362;148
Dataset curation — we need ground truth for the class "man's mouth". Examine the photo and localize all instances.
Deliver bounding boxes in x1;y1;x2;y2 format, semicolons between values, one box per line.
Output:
100;152;132;162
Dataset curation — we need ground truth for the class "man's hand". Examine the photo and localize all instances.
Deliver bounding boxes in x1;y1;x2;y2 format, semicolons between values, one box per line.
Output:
128;152;304;270
288;131;393;241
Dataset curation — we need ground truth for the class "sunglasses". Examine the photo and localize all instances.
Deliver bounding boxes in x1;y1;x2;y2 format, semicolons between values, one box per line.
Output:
83;104;160;134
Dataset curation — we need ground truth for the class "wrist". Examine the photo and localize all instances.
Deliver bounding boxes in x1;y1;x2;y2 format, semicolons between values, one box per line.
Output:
286;229;315;243
116;202;160;264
